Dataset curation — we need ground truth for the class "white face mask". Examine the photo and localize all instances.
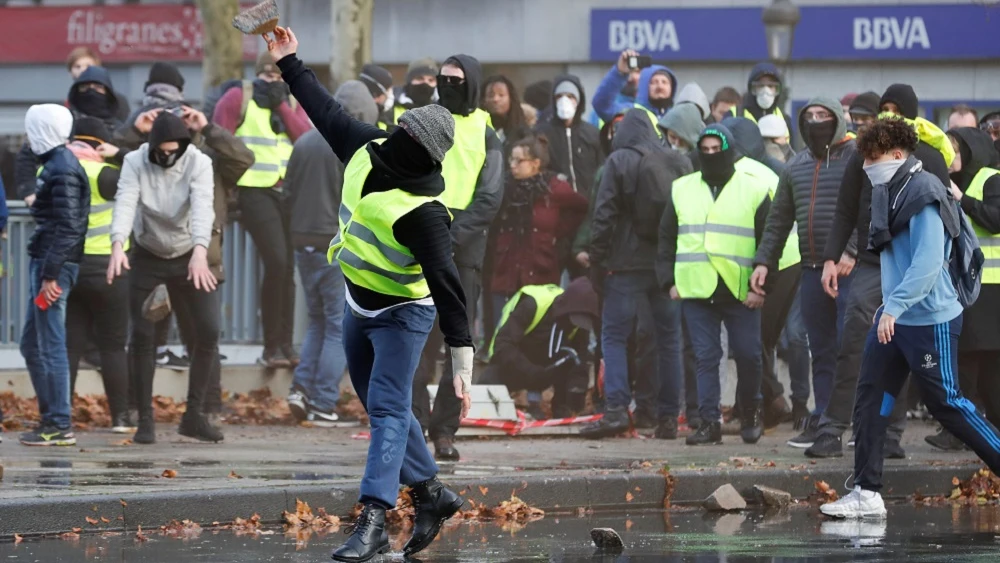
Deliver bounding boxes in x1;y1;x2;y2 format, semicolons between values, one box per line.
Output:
756;87;776;110
863;159;906;186
556;97;578;121
670;143;683;151
382;90;395;113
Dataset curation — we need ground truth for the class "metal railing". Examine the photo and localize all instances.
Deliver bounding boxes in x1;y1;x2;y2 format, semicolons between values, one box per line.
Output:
0;203;265;345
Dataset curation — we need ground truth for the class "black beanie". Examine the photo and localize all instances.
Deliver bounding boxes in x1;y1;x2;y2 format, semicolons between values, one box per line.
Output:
879;84;918;120
360;64;393;97
849;91;881;116
149;112;191;147
145;62;185;91
523;80;553;111
71;116;111;147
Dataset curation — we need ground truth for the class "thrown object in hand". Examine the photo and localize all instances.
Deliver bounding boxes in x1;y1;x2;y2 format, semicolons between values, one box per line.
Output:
232;0;280;35
590;527;624;551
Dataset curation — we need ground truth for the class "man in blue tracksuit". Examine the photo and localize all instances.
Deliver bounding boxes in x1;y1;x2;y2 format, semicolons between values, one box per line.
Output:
592;49;676;128
821;118;1000;520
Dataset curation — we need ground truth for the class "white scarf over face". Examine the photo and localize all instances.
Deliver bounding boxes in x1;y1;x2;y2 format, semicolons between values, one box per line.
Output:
25;104;73;155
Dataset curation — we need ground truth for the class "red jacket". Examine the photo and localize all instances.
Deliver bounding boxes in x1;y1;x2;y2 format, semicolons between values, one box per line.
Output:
490;174;588;294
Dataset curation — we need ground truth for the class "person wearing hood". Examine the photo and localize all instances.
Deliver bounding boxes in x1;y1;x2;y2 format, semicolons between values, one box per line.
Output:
213;51;313;369
283;81;378;428
730;63;792;132
758;114;794;162
814;85;953;460
535;75;603;198
267;28;472;560
358;63;396;130
659;124;771;446
582;108;691;441
750;97;857;445
483;277;599;420
109;112;221;447
63;117;132;435
393;57;439;121
522;79;552;124
924;127;1000;451
659;104;704;170
820;118;1000;521
879;84;954;171
846;91;881;139
407;53;503;462
675;83;711;123
65;47;131;122
725;116;808;430
18;104;89;447
592;50;677;129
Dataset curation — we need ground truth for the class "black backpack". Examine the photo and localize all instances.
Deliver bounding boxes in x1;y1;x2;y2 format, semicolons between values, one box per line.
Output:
624;144;675;242
949;203;984;309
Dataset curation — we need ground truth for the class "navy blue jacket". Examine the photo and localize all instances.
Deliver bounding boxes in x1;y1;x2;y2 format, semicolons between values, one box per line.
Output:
28;146;90;280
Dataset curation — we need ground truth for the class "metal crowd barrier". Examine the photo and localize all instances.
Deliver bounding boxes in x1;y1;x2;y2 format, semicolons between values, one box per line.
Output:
0;203;264;345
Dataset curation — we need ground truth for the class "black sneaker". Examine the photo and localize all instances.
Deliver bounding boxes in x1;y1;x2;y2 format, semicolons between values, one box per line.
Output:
632;411;658;430
258;347;290;369
804;433;843;458
178;412;224;443
741;405;764;444
787;415;821;448
111;411;137;434
883;439;906;459
133;417;156;444
655;417;678;440
280;344;300;367
580;409;630;440
20;426;76;446
685;420;723;445
156;350;190;372
791;401;810;430
287;389;310;421
925;428;969;451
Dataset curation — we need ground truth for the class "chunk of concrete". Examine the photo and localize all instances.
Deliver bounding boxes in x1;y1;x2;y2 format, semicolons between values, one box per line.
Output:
590;527;623;551
753;485;792;508
703;484;746;512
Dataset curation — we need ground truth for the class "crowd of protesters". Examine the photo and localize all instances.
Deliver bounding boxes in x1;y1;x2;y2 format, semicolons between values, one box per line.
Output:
2;44;1000;482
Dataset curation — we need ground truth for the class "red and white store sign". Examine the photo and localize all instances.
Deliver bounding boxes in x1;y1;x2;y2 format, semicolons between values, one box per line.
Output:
0;5;258;64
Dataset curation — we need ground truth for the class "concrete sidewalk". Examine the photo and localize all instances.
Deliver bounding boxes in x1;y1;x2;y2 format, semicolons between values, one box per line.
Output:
0;420;983;538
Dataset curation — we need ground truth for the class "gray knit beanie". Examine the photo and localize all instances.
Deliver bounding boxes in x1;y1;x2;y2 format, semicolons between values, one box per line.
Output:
397;105;455;163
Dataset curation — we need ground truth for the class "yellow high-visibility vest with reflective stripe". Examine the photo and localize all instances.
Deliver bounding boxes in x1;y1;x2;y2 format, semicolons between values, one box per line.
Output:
672;170;770;301
733;157;800;270
487;284;564;358
79;159;127;255
328;140;450;299
439;108;492;211
965;167;1000;284
729;106;786;126
234;100;293;187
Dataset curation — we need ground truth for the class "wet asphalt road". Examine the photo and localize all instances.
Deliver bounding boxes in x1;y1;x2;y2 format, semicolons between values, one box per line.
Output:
2;504;999;562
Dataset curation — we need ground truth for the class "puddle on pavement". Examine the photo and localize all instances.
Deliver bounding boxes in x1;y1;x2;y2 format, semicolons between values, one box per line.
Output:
2;504;1000;562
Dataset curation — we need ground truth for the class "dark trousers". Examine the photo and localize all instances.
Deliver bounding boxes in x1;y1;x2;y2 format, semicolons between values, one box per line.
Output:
818;263;907;440
854;313;1000;491
630;303;658;418
759;267;804;406
345;303;438;508
67;263;130;418
238;187;295;350
683;291;762;422
683;329;699;421
782;290;812;404
129;248;220;418
481;360;589;416
959;351;1000;429
799;267;851;414
412;265;480;440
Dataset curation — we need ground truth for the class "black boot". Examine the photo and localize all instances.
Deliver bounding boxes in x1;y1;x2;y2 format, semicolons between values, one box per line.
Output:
925;428;970;451
433;436;460;461
741;403;763;444
133;415;155;444
178;411;224;443
332;504;389;562
403;477;465;556
655;417;678;440
580;408;630;440
685;420;722;445
791;400;810;430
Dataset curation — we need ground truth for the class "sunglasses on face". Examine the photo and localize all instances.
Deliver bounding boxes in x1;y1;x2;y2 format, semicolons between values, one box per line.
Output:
437;75;465;87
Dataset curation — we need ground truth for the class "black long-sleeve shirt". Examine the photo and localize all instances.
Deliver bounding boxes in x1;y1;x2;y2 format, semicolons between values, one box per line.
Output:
278;54;472;348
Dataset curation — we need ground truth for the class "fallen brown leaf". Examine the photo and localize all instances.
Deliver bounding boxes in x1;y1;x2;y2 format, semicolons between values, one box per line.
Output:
478;486;489;496
625;491;634;502
71;527;82;533
162;469;178;479
13;534;23;545
228;470;243;479
85;516;99;526
135;525;148;542
61;532;80;540
120;499;128;507
115;439;133;447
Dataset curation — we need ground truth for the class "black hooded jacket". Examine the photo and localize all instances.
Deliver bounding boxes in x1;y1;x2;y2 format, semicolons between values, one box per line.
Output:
722;116;785;176
591;109;692;276
534;75;603;197
739;63;792;133
950;127;1000;234
277;54;472;348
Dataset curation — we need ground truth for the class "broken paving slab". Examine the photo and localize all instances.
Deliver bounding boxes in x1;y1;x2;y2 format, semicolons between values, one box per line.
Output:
703;484;746;512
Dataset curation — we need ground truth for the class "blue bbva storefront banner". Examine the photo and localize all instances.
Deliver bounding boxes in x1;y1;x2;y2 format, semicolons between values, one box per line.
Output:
590;4;999;62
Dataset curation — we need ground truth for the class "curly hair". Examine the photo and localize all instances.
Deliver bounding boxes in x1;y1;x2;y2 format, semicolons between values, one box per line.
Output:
857;117;918;161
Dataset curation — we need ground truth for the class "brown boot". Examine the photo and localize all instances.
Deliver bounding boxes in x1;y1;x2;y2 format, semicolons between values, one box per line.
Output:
433;436;460;461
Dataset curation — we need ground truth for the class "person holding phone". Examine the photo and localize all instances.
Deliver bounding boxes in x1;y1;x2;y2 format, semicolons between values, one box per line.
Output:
592;49;677;131
19;104;90;447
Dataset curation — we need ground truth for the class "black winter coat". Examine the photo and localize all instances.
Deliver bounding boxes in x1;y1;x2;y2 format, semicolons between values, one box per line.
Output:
534;75;603;196
28;146;90;279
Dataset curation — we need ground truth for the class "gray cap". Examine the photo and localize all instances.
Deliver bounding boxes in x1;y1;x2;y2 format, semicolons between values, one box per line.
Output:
554;80;580;100
397;105;455;163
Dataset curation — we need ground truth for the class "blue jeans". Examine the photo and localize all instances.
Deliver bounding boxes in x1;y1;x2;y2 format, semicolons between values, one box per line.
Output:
21;259;79;429
782;289;812;405
344;303;439;508
292;250;348;411
601;271;682;419
683;292;762;422
799;267;852;415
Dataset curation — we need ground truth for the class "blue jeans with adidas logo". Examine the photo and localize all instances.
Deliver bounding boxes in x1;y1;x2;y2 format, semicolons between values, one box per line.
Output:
854;311;1000;491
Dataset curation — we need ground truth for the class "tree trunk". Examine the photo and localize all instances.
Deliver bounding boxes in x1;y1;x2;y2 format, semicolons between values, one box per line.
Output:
329;0;374;92
196;0;244;100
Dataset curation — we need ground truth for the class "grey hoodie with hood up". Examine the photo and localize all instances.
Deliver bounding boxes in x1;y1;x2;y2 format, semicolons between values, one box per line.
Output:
674;83;711;122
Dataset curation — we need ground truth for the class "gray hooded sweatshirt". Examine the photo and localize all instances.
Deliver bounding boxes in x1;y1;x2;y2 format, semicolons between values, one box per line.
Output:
674;83;711;122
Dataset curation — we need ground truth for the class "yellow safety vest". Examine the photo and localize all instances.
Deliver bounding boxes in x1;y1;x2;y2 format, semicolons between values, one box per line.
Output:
234;100;294;187
487;284;564;358
878;112;955;167
729;106;785;126
79;159;127;255
634;104;663;138
393;105;407;124
328;140;450;299
733;157;800;270
965;167;1000;284
439;108;492;210
845;131;857;140
672;170;770;301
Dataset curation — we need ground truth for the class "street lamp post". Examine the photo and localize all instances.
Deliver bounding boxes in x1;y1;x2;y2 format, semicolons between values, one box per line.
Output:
762;0;801;63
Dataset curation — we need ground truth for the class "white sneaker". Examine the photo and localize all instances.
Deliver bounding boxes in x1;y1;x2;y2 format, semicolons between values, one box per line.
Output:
820;519;887;547
820;487;887;519
287;391;308;422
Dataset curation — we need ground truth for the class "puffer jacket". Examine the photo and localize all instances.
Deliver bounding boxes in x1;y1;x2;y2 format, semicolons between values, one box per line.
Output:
28;145;90;279
754;96;857;269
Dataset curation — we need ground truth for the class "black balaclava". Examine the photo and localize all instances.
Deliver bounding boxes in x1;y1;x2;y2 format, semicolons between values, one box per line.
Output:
438;55;481;117
74;86;115;120
376;126;436;179
148;112;191;168
698;125;736;188
879;84;919;120
803;119;838;158
405;82;435;108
